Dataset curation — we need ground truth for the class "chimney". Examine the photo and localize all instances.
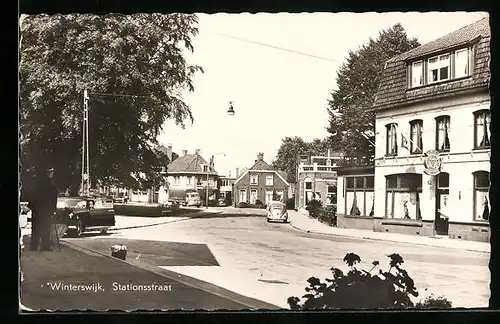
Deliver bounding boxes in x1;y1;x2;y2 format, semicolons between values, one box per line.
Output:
167;144;173;162
236;168;239;177
195;149;200;155
229;170;231;177
257;152;264;161
182;150;188;156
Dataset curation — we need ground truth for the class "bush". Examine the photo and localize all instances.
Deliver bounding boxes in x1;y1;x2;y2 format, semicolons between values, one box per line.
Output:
319;205;337;226
255;199;264;206
224;195;232;206
237;202;267;209
238;202;250;208
286;197;295;210
414;295;453;309
287;253;452;310
306;200;322;218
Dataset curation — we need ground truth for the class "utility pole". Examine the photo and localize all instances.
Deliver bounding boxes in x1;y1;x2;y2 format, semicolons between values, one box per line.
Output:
206;156;212;209
81;89;90;196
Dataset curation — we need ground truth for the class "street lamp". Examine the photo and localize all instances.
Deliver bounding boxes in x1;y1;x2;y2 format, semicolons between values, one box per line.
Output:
81;89;90;197
206;152;225;209
227;101;235;116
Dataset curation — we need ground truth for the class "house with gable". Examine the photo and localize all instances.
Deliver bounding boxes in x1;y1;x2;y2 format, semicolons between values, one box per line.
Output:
233;153;290;206
369;17;490;242
167;149;219;203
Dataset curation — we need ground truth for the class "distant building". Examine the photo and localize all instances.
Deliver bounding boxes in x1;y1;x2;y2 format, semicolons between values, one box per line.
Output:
167;149;219;202
218;173;236;202
295;150;344;209
370;17;490;242
233;153;289;206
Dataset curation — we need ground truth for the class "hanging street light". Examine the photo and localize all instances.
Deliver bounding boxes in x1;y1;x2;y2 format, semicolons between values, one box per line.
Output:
227;101;235;116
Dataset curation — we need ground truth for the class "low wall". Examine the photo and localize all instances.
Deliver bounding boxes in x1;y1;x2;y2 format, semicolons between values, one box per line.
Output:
448;222;490;242
114;203;169;217
337;214;374;230
373;219;434;237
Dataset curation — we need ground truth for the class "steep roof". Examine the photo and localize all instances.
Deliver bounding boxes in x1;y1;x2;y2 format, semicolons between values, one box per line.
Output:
372;17;490;111
249;159;273;170
167;153;218;175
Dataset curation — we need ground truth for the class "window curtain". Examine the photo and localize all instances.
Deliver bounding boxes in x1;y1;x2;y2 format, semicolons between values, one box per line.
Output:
366;191;375;217
438;119;451;150
349;191;361;216
479;113;491;147
475;190;490;221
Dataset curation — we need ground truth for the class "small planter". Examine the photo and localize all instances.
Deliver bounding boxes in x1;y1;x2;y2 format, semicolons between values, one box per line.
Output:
111;244;127;260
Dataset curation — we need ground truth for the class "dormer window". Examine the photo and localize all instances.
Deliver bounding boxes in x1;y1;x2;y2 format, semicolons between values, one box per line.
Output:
428;54;450;83
455;48;470;78
411;61;423;87
408;46;473;88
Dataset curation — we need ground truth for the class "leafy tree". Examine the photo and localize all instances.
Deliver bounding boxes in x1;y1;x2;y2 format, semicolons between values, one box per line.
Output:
271;137;332;183
20;13;203;195
271;137;309;183
326;23;420;164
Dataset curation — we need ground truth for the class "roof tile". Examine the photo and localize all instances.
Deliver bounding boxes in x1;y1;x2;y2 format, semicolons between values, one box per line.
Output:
373;18;490;111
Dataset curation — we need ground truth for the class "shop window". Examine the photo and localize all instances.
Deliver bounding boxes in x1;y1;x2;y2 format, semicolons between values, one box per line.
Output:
473;171;490;221
385;174;422;220
345;175;375;217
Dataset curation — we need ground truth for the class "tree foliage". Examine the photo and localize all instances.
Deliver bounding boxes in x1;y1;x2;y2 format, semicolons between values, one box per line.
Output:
326;23;420;163
20;13;203;194
271;137;332;183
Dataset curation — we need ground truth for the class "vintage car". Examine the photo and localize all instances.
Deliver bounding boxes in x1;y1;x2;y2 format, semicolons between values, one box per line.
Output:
266;201;288;223
55;196;115;237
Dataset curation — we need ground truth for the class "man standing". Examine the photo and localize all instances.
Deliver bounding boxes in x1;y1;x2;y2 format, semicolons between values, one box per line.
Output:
29;166;58;251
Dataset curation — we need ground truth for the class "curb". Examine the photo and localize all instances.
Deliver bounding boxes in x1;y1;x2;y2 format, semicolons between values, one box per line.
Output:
62;240;279;310
288;220;489;254
110;211;224;231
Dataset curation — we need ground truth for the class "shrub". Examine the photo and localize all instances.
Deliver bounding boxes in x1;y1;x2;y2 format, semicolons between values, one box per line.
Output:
224;195;232;206
255;199;264;206
238;202;250;208
306;200;322;218
319;205;337;226
414;295;453;309
287;253;452;310
286;197;295;210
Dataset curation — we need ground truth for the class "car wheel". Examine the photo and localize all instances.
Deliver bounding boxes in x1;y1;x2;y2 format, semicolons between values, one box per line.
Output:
76;219;85;237
100;228;108;235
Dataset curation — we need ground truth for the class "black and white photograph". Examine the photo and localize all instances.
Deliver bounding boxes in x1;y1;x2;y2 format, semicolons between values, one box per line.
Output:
19;11;491;312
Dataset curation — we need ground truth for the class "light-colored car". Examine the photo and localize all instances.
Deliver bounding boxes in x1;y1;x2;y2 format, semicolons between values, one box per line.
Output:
266;201;288;223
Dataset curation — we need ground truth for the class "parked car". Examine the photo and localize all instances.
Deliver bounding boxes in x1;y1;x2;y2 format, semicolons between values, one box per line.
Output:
55;196;115;237
113;196;128;204
266;201;288;223
218;198;227;206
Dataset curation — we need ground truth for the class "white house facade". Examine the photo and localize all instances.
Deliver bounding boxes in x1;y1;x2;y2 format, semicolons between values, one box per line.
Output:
370;18;490;242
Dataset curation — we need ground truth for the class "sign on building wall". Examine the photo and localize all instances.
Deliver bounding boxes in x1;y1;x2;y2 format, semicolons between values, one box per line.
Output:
423;150;443;176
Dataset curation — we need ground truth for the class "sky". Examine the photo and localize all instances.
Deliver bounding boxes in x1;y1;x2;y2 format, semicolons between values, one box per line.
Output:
156;12;487;177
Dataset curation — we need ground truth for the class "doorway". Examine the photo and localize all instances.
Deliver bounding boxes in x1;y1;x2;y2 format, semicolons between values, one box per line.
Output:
434;172;450;236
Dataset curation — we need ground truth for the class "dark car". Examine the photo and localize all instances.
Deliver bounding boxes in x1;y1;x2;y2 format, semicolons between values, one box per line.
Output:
56;196;115;237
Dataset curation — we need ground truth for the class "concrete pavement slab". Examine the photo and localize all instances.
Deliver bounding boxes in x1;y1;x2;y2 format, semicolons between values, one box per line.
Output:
287;210;490;253
20;237;277;311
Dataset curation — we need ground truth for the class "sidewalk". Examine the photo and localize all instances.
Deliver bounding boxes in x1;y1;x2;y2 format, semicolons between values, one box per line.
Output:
288;210;490;253
19;239;276;311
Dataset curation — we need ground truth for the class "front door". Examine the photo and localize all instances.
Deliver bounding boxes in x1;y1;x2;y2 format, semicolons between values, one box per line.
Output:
435;173;450;236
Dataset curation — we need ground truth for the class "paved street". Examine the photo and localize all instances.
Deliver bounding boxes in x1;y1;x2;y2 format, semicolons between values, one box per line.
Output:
20;235;276;311
63;211;490;309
